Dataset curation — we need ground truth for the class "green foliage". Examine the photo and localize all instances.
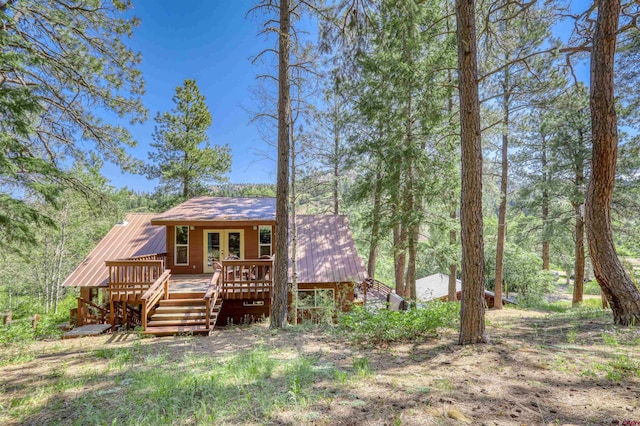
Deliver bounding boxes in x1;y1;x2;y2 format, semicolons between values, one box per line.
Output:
485;242;555;305
0;0;146;247
337;302;459;345
145;79;231;199
584;280;602;295
352;357;372;378
0;293;77;344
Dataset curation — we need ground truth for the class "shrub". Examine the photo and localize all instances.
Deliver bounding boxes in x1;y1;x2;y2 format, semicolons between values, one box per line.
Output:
583;280;602;295
337;301;459;345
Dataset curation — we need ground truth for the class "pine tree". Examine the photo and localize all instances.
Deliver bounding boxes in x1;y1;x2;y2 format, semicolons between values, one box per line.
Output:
0;0;146;247
145;79;231;199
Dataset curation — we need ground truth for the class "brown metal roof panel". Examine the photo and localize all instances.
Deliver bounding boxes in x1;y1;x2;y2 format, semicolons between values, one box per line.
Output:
151;197;276;223
62;213;166;287
290;215;367;284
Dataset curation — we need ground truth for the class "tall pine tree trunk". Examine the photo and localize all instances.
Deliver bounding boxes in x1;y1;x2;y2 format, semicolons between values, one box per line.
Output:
449;209;458;301
541;135;550;270
573;201;585;306
456;0;486;344
290;119;298;324
332;77;340;215
494;75;510;310
270;0;291;329
585;0;640;325
367;163;383;279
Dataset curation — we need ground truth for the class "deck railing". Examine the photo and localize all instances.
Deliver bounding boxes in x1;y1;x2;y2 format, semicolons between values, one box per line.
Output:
122;253;167;270
75;297;109;326
140;269;171;329
221;259;273;300
106;260;165;302
204;269;222;330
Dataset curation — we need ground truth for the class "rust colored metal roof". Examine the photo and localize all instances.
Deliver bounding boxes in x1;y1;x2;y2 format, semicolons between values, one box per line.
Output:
62;213;166;288
151;196;276;224
292;215;368;284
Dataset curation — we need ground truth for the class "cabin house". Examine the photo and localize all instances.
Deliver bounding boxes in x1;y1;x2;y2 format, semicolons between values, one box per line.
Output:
416;273;516;308
62;197;368;336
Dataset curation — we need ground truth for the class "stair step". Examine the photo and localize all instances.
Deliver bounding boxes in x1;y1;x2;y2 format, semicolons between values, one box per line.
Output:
159;298;205;307
169;292;206;299
155;305;207;314
151;312;207;321
147;318;215;327
143;325;210;336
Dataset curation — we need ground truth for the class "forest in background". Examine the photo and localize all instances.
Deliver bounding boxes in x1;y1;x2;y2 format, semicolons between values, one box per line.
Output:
2;0;640;339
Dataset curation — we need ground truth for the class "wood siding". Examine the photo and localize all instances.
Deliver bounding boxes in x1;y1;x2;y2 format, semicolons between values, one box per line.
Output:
217;298;270;326
166;224;274;274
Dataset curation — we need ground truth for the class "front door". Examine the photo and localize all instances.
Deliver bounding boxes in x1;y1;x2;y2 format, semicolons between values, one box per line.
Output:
203;230;244;273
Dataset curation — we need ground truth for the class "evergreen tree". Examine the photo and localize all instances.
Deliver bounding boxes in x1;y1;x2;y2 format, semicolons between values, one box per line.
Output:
0;0;146;247
145;79;231;199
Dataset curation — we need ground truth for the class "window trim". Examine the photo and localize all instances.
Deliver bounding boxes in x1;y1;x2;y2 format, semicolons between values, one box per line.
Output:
297;288;335;309
258;225;272;257
174;225;189;266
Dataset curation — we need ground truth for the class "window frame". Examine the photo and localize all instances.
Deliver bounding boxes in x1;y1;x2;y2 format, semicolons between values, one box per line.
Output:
258;225;272;257
297;288;335;309
174;225;189;266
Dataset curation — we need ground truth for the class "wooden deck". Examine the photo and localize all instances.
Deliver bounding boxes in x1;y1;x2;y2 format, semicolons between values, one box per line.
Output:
170;274;211;293
63;324;112;339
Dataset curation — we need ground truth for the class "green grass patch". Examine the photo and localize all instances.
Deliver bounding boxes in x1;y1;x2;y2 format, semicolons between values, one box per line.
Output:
5;345;345;425
337;301;459;345
582;354;640;383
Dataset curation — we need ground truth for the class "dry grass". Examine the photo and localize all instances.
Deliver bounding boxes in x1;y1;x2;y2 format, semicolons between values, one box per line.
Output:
1;307;639;425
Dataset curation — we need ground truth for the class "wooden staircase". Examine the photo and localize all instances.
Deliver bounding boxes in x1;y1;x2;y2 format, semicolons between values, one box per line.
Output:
144;292;222;336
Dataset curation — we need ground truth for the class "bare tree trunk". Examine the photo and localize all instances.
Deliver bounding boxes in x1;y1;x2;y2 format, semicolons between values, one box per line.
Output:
332;77;340;215
54;204;69;314
393;218;407;296
456;0;486;344
541;136;550;270
270;0;291;329
449;210;458;301
494;75;510;310
573;202;585;306
367;163;383;279
291;120;298;325
585;0;640;325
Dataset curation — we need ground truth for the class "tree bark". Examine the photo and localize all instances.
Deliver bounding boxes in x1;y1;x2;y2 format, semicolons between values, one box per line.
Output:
333;77;340;215
270;0;291;329
573;202;585;306
585;0;640;325
456;0;486;344
494;72;510;310
449;210;458;301
541;134;550;270
367;164;383;279
290;118;298;325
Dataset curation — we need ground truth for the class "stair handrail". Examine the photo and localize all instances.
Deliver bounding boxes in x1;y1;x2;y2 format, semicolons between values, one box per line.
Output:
204;269;222;331
141;269;171;329
76;297;109;325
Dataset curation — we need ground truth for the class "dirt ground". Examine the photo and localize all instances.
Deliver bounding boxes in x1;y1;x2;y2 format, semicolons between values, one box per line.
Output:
1;307;639;425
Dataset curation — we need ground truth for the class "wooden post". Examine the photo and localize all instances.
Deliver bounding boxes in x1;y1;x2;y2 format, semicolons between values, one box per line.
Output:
110;299;115;327
142;301;147;329
122;301;127;328
77;298;84;326
164;276;169;300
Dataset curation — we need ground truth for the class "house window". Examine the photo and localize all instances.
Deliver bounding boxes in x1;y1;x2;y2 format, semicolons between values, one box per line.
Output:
175;225;189;266
258;225;272;257
297;288;335;323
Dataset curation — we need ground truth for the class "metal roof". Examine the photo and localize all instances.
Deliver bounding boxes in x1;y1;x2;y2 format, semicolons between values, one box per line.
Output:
63;210;368;288
416;273;462;301
62;213;166;288
292;215;368;284
151;196;276;223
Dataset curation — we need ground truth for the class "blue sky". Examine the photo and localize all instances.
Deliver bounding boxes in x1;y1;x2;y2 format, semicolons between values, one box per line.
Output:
102;1;284;191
